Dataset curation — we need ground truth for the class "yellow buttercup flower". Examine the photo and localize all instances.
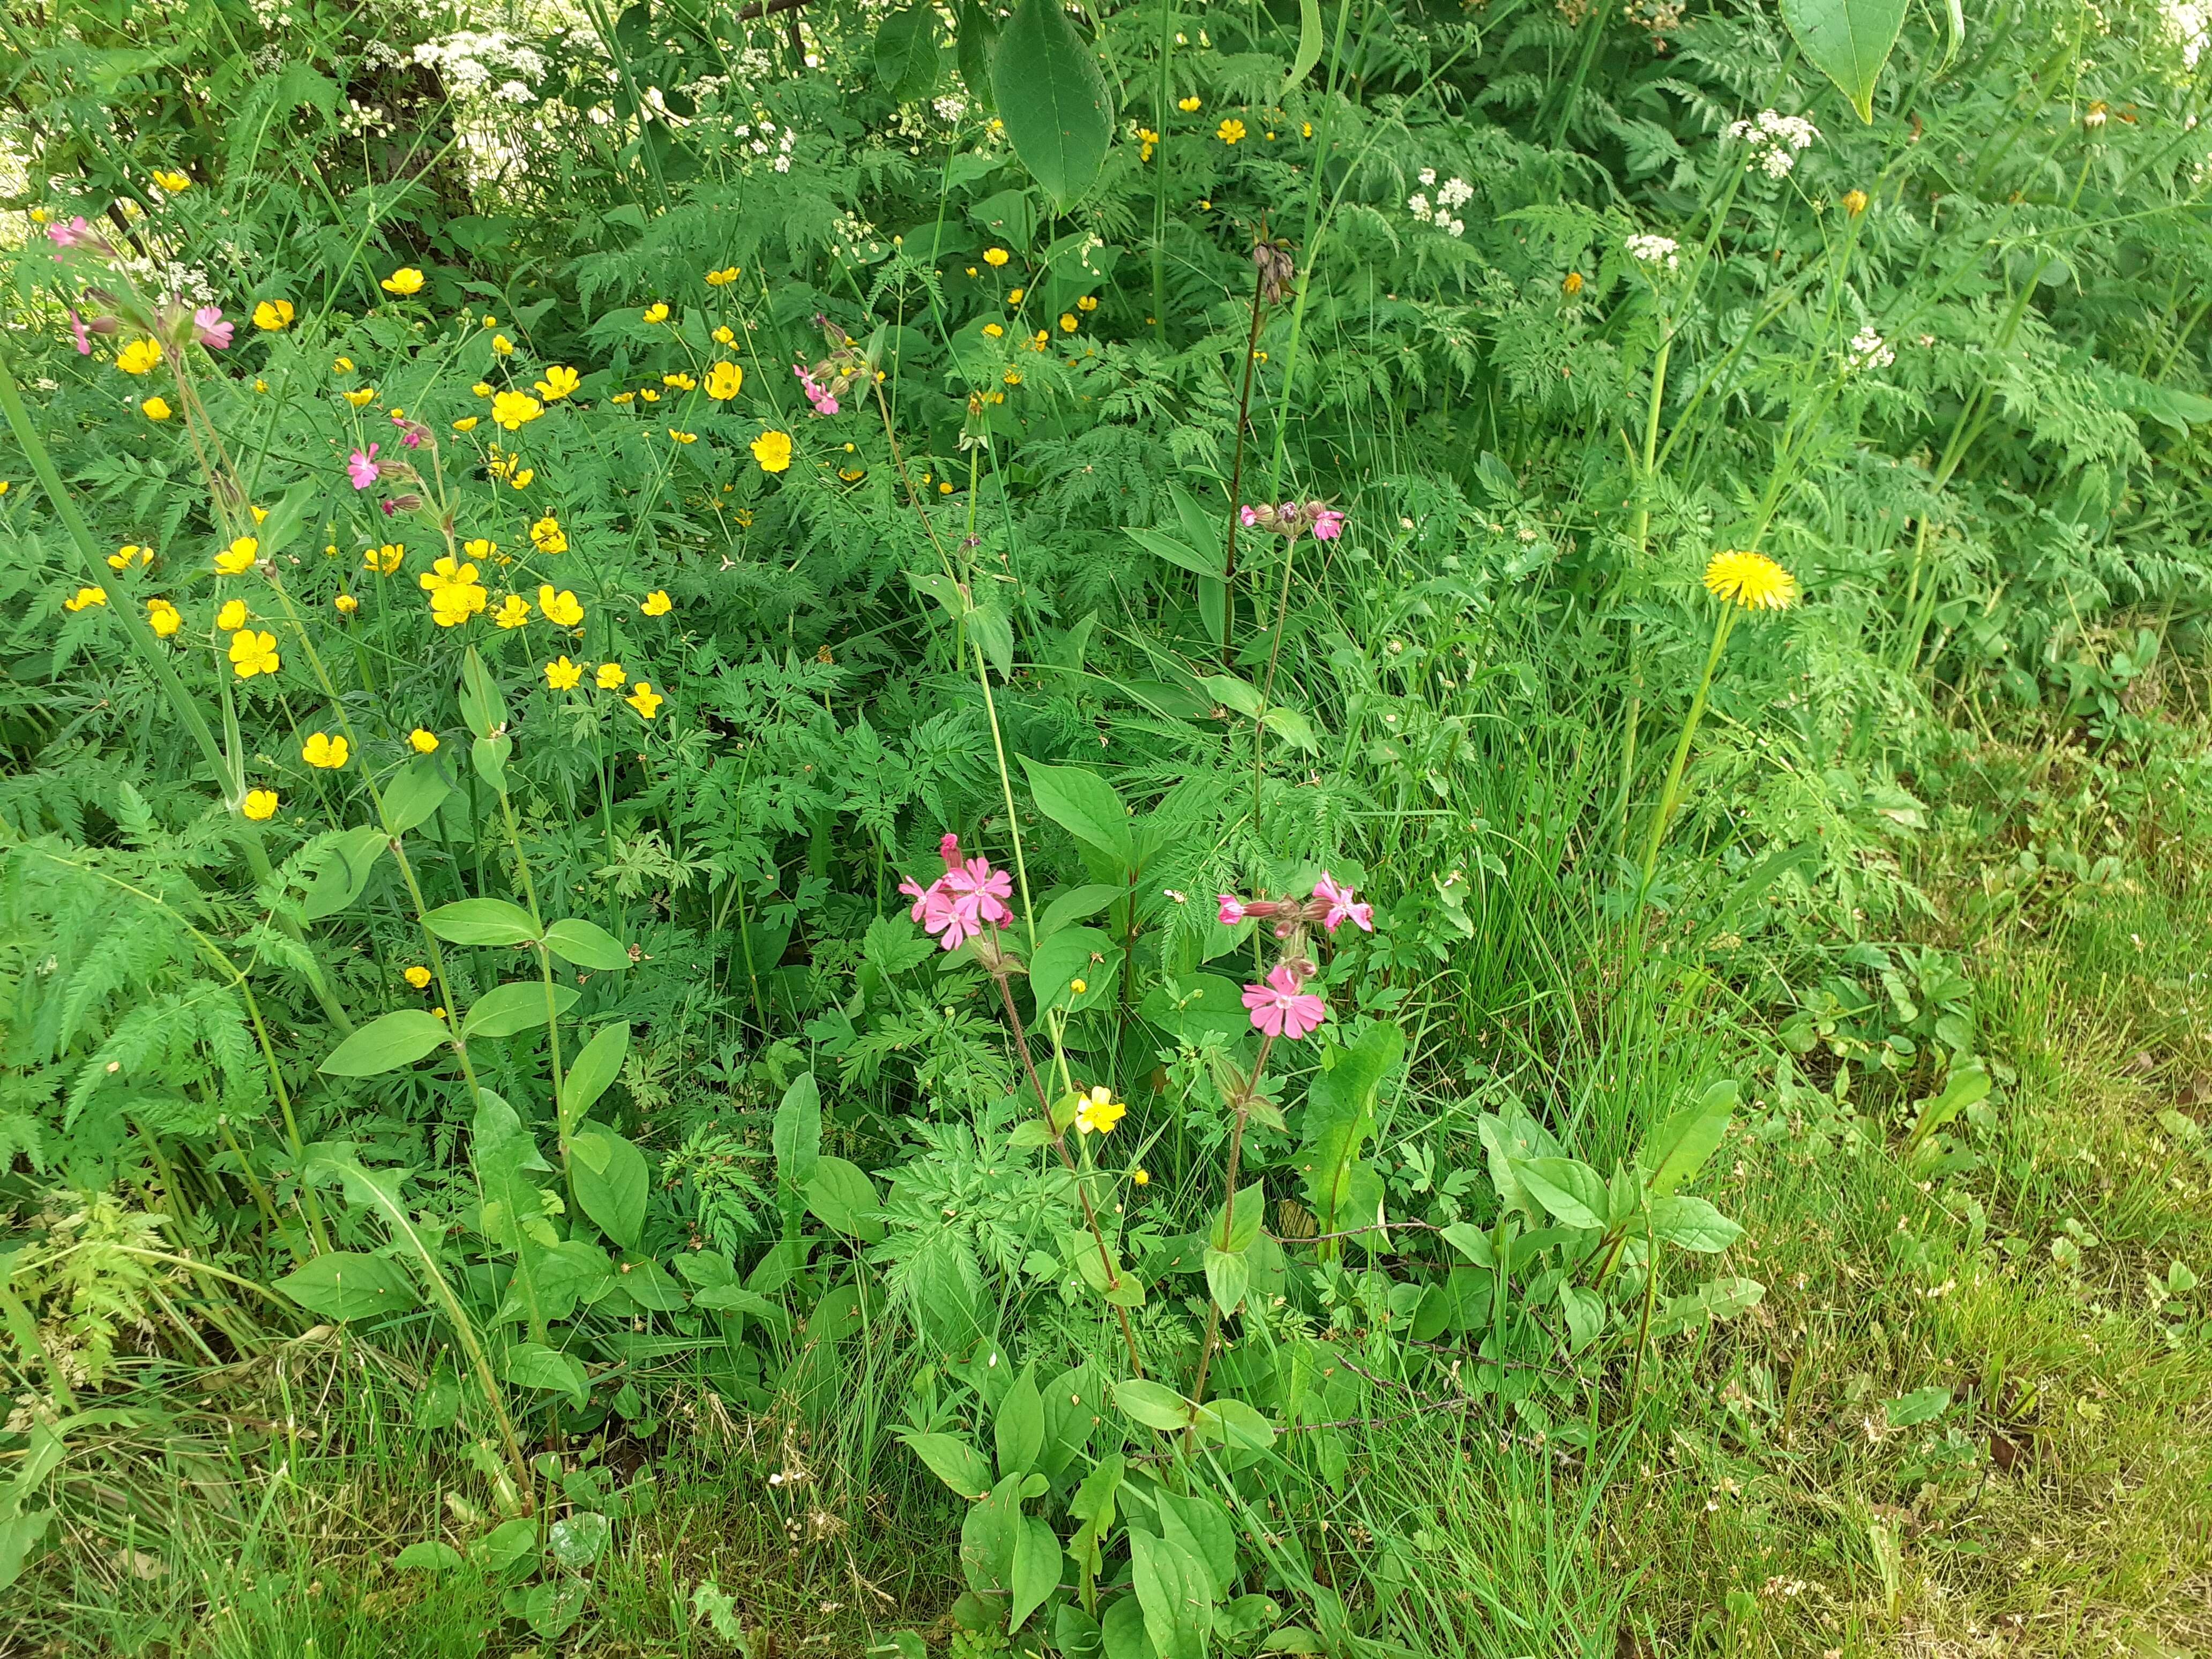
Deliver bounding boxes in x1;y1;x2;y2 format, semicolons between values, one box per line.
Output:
663;372;696;390
490;390;542;430
535;364;579;401
63;586;107;612
1009;287;1025;303
228;629;280;679
1843;188;1869;216
713;326;736;345
751;430;793;473
472;381;495;397
544;655;583;690
107;543;152;571
596;661;627;690
1078;295;1098;312
982;323;1004;338
491;334;514;356
705;361;743;400
1132;1168;1149;1185
216;599;248;631
409;728;439;753
530;515;567;554
302;731;349;769
333;357;354;373
453;416;480;432
215;536;259;574
626;681;663;720
250;505;269;524
984;246;1010;267
509;468;535;489
1069;977;1088;995
669;428;698;444
253;300;294;331
242;788;279;821
1178;95;1201;111
537;586;584;627
1073;1086;1125;1137
380;266;425;296
367;543;405;576
493;593;531;629
1702;549;1799;611
639;387;661;402
643;302;669;323
1059;313;1078;333
152;168;192;191
334;593;359;616
147;599;182;638
344;386;377;407
641;590;672;616
1217;118;1246;144
403;964;433;988
706;265;741;285
116;338;162;375
141;397;172;421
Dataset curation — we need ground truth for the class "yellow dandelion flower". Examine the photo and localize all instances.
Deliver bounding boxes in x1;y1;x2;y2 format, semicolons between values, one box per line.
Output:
1701;549;1799;611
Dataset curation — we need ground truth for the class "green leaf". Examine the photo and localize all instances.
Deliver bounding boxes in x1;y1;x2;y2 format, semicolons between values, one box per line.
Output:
1640;1081;1737;1198
959;1473;1023;1597
380;760;450;836
1030;925;1121;1014
1020;757;1132;865
422;897;541;946
561;1021;630;1124
570;1125;649;1252
462;980;578;1040
543;917;630;972
995;1363;1045;1479
320;1009;451;1077
956;0;999;107
1010;1514;1060;1633
500;1341;588;1409
274;1251;420;1321
1285;0;1324;92
546;1512;609;1569
1647;1194;1744;1253
991;0;1112;209
903;1432;995;1499
1510;1156;1608;1230
301;824;386;922
875;3;940;100
1886;1386;1953;1428
1301;1021;1405;1240
393;1540;466;1573
1130;1525;1214;1659
458;646;510;738
1439;1220;1496;1268
1114;1378;1194;1432
1126;526;1224;581
1040;883;1126;939
1778;0;1911;122
1204;1247;1250;1316
1208;1180;1268;1254
804;1156;884;1241
969;599;1015;682
773;1071;823;1189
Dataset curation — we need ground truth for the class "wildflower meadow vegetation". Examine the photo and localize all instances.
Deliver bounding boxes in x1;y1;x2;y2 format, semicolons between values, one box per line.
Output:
3;0;2211;1653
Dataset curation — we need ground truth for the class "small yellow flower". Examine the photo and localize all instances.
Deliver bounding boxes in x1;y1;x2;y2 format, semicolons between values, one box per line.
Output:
643;302;670;323
627;681;663;720
333;357;354;373
1069;977;1088;996
751;430;793;473
302;731;349;769
1059;313;1078;333
466;539;500;562
151;169;192;192
1702;549;1799;611
491;334;514;356
611;392;636;405
1563;271;1585;296
63;585;107;612
481;316;497;328
663;372;696;390
228;629;280;679
596;661;627;690
334;593;359;616
1302;122;1313;137
1843;188;1869;216
538;586;585;627
493;593;531;629
367;543;404;576
639;387;661;402
216;599;248;630
984;246;1010;267
490;390;543;430
669;428;698;444
116;338;162;375
641;590;672;616
939;481;953;495
1073;1086;1126;1137
403;964;432;988
242;788;279;821
509;468;535;489
534;364;580;401
1078;295;1098;312
983;323;1004;338
107;543;151;571
1217;118;1246;144
713;325;736;345
380;266;425;296
409;728;439;754
1132;1167;1149;1186
450;416;478;434
344;386;376;407
253;300;294;331
705;361;743;400
472;381;494;397
1003;370;1022;386
141;396;172;421
0;480;9;495
250;505;269;524
1179;95;1201;112
545;655;583;690
530;515;567;554
214;536;259;575
147;598;182;637
253;379;268;393
1009;287;1025;303
431;1007;445;1021
706;265;741;285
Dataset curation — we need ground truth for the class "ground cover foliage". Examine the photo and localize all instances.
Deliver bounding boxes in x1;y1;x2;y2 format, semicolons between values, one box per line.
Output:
2;0;2210;1651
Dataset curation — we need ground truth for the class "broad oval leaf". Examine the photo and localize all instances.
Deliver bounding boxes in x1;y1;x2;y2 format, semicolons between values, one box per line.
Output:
991;0;1112;209
547;1512;610;1570
275;1251;419;1321
570;1124;649;1252
500;1341;588;1408
995;1364;1045;1481
462;980;579;1040
542;917;630;972
1113;1378;1194;1432
903;1432;995;1499
422;897;541;946
1778;0;1910;122
1647;1194;1745;1253
561;1021;630;1123
875;3;940;100
320;1009;451;1076
1020;756;1132;865
1511;1155;1608;1231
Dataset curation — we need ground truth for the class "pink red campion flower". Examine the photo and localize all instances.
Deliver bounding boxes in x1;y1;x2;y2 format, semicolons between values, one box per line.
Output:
1311;507;1345;541
900;832;1014;950
1312;870;1372;932
47;216;95;249
69;310;92;354
347;445;382;489
194;307;233;349
1243;963;1328;1039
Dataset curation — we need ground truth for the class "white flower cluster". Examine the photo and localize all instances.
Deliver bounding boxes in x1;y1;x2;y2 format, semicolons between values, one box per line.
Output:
1845;326;1895;372
737;119;796;172
1407;167;1473;237
415;31;547;102
1727;109;1821;178
116;256;216;309
2165;0;2210;66
933;93;969;123
1626;233;1681;272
